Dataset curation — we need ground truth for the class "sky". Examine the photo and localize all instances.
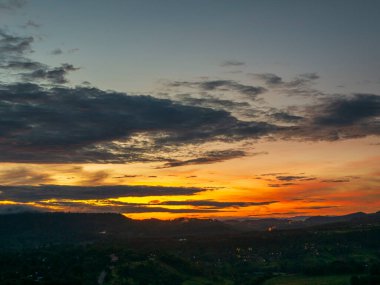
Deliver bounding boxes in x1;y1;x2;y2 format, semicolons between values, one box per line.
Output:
0;0;379;219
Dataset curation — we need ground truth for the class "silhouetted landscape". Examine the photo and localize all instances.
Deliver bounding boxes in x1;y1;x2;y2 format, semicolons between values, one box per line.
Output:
0;212;379;284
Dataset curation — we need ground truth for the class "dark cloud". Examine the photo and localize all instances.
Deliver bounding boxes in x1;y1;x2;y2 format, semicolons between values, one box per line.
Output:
162;150;246;168
312;94;380;126
0;82;377;164
35;200;225;214
68;48;79;53
296;206;338;210
1;60;44;70
271;112;304;123
0;0;26;10
158;200;277;209
276;175;316;181
50;48;63;55
300;73;320;81
0;30;78;84
321;179;350;183
254;72;319;88
220;60;245;67
268;183;297;187
254;73;283;85
21;63;79;84
249;211;307;217
168;80;266;99
0;83;275;163
253;72;322;97
0;29;33;55
0;185;207;202
282;93;380;140
113;174;140;179
267;184;281;188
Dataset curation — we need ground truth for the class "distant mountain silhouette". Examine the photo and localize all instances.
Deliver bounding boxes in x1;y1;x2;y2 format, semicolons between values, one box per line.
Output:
304;212;367;225
0;212;234;247
224;211;380;231
0;211;379;247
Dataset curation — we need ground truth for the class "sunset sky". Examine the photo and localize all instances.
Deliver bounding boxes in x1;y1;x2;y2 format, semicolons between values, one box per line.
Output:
0;0;379;219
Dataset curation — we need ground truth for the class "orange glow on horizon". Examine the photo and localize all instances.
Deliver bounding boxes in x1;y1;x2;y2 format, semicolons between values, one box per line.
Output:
0;137;378;219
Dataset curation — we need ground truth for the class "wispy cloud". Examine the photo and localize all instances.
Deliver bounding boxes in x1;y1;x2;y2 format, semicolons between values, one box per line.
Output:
252;72;323;97
21;20;40;29
276;175;316;181
167;79;266;99
158;199;277;208
220;60;245;67
162;150;247;168
50;48;63;55
0;29;33;55
0;0;26;10
253;72;319;88
0;167;52;185
0;30;79;84
20;63;79;84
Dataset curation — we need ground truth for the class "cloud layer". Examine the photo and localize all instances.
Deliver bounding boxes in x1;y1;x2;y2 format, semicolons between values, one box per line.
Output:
0;29;379;166
1;81;378;163
0;83;276;163
0;185;206;202
0;185;277;214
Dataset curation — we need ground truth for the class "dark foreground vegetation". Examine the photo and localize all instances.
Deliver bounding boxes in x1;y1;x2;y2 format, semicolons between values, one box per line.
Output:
0;212;379;285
